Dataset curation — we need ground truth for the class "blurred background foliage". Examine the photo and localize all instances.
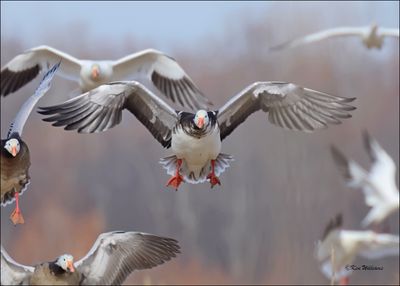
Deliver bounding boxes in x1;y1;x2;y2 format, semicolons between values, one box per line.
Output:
1;1;399;284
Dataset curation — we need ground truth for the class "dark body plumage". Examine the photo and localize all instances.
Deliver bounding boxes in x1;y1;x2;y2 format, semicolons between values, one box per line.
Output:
29;262;83;286
1;133;31;206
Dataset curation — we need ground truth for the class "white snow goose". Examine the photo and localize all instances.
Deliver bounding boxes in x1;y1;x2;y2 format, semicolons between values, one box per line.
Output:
1;231;180;285
269;23;399;51
331;132;399;228
1;62;60;225
1;45;212;109
38;81;356;190
316;214;399;285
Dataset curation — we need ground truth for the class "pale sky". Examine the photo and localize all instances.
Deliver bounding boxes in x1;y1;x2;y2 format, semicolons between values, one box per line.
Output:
1;1;271;52
1;1;398;58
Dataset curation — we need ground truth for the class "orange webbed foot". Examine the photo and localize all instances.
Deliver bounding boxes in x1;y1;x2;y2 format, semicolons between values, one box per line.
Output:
166;174;184;191
207;173;221;188
10;208;25;225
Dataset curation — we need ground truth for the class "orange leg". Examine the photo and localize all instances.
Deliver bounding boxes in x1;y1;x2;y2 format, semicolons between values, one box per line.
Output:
339;276;349;285
10;192;24;225
207;160;221;188
166;159;184;191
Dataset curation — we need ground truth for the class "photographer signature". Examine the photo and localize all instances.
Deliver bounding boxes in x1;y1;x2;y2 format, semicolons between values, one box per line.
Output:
345;264;384;271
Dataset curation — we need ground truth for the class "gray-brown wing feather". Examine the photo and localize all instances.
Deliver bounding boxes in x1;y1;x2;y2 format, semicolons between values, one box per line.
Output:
75;231;180;285
124;84;177;148
218;82;356;141
38;81;178;147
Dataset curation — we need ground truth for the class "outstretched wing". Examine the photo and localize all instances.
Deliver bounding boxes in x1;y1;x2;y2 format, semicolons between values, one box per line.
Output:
75;231;180;285
269;26;367;51
1;45;81;96
112;49;212;110
217;81;356;141
379;27;399;38
38;81;178;148
1;245;34;285
7;62;60;137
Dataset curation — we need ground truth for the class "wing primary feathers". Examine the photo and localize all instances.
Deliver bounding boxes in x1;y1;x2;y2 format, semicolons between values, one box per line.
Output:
362;130;378;163
1;64;41;97
330;145;353;181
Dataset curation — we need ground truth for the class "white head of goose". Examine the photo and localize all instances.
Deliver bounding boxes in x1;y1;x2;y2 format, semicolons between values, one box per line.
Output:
1;231;180;285
38;80;356;190
315;214;399;285
1;45;212;110
1;62;60;225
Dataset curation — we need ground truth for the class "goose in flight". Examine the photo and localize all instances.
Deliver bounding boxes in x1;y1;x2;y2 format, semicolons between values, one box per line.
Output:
1;45;212;109
269;23;399;51
331;132;399;228
1;62;60;225
39;80;356;190
1;231;180;285
316;214;399;285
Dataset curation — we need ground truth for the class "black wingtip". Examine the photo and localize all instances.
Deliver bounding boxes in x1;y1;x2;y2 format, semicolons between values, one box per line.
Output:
267;44;286;52
362;130;376;162
322;213;343;240
330;145;352;181
37;108;56;115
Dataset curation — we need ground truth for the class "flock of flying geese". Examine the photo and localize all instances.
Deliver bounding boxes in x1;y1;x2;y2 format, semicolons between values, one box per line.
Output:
0;23;399;285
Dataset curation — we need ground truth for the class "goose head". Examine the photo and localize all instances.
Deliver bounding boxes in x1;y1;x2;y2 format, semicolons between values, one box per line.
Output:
4;138;20;157
90;64;101;81
55;254;75;273
193;110;209;129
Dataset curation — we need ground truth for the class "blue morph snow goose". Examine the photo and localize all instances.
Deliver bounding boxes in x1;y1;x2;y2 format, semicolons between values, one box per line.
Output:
38;81;356;190
1;62;60;225
1;45;212;109
269;23;399;51
1;231;180;285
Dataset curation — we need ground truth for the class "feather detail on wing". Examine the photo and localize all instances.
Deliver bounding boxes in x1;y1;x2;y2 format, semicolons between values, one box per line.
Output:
38;81;178;147
75;231;180;285
218;81;356;141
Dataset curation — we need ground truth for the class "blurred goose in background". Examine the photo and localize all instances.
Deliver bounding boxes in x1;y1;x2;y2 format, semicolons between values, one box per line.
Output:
38;80;356;190
331;132;399;228
316;214;400;285
1;45;212;109
269;23;399;51
1;62;60;225
1;231;180;285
